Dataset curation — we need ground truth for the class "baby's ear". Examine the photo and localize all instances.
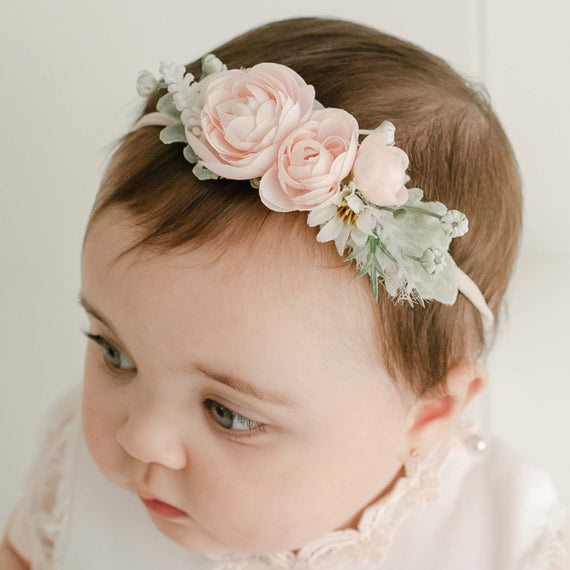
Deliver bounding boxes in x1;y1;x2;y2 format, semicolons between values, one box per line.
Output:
404;361;488;454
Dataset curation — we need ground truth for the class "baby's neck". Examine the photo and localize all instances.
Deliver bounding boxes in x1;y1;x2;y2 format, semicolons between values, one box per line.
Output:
290;462;407;555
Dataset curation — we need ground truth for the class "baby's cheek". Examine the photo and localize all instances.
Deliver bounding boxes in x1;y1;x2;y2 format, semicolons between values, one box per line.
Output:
193;445;320;553
81;380;123;482
201;473;288;551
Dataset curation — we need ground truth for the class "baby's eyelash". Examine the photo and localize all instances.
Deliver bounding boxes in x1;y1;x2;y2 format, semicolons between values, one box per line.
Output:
80;328;266;442
204;399;267;441
82;329;134;378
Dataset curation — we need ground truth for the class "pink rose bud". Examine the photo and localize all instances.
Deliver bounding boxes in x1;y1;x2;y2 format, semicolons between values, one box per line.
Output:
352;131;410;206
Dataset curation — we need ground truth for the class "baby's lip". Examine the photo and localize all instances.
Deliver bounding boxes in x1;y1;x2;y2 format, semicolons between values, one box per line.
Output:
139;494;189;518
137;487;188;515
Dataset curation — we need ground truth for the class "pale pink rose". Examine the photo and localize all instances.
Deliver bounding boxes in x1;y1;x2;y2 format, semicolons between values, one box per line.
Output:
184;62;315;180
258;108;359;212
352;131;410;206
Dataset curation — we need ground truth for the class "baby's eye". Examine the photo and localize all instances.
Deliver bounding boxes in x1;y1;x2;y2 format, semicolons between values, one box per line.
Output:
205;399;265;439
83;331;135;374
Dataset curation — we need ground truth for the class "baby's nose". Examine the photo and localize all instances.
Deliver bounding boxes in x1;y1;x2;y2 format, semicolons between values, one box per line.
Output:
116;400;188;470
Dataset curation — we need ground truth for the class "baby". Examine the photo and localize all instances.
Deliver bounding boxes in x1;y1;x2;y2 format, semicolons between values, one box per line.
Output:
2;16;568;570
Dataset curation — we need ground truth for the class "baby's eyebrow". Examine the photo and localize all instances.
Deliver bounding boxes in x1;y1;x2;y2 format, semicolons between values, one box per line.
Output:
79;293;119;335
78;293;302;409
196;365;301;409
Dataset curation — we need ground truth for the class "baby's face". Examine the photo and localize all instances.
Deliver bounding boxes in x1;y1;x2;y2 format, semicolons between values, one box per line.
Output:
79;209;414;555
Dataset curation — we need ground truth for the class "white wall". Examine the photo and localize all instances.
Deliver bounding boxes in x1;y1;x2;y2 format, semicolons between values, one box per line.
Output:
1;0;569;534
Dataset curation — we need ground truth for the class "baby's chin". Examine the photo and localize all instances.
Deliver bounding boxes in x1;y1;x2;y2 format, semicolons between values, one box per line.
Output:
148;512;310;557
146;509;230;555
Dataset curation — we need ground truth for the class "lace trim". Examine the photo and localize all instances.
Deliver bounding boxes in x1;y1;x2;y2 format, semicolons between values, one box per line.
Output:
8;386;81;570
50;387;81;570
519;498;570;570
204;419;481;570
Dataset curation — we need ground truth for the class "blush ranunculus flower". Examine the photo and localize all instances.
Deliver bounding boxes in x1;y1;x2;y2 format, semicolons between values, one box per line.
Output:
184;62;315;180
352;129;410;206
258;108;359;212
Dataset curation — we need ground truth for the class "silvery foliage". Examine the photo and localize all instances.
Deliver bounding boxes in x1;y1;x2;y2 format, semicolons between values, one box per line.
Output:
339;187;468;305
136;55;225;181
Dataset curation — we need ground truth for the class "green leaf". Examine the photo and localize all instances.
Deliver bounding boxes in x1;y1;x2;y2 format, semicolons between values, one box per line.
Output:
183;144;199;164
192;163;219;180
411;252;458;304
159;122;187;145
344;247;361;262
357;263;369;278
156;92;180;119
370;270;379;301
402;188;447;216
378;242;397;263
404;187;424;205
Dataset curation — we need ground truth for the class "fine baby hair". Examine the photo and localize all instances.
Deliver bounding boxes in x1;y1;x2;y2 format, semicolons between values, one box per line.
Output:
86;17;522;399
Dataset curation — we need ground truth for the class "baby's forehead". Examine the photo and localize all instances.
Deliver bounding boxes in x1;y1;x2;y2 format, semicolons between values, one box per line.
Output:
81;209;382;374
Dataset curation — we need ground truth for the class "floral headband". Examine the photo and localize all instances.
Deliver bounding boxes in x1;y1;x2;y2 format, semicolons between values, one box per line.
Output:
132;54;494;334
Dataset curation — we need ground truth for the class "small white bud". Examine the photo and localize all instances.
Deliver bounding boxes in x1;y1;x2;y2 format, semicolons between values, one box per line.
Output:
420;248;445;275
201;54;227;76
441;210;469;237
136;70;158;97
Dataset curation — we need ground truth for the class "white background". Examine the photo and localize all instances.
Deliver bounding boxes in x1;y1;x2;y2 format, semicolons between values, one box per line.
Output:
1;0;569;534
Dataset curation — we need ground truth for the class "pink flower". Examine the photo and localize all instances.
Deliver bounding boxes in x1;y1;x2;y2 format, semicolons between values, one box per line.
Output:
352;130;410;206
258;108;359;212
184;62;315;180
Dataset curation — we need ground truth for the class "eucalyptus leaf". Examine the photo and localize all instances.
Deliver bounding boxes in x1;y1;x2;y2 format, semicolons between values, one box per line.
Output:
159;122;187;145
157;92;181;119
392;211;451;257
404;187;424;205
403;187;447;215
192;163;219;180
375;248;401;298
183;144;199;164
410;252;458;305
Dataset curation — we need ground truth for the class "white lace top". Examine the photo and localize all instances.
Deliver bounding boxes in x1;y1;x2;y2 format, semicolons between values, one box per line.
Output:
4;384;570;570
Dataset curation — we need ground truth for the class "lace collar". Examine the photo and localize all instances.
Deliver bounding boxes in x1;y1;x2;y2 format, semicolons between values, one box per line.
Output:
203;419;484;570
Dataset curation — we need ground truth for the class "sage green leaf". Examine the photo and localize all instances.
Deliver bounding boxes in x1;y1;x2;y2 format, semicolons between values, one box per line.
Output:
192;163;219;180
159;122;187;145
395;211;451;257
377;251;402;298
183;144;199;164
410;252;458;304
156;92;181;119
405;187;424;204
403;187;447;216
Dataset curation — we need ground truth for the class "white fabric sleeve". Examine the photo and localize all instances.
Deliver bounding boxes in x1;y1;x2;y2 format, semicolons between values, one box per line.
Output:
517;484;570;570
5;385;82;569
543;505;570;570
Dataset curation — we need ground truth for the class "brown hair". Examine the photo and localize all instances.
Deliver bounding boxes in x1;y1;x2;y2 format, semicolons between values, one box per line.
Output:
84;17;522;399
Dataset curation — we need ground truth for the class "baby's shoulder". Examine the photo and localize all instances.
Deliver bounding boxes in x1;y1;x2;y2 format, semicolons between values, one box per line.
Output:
4;384;82;568
450;426;569;569
469;431;562;503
